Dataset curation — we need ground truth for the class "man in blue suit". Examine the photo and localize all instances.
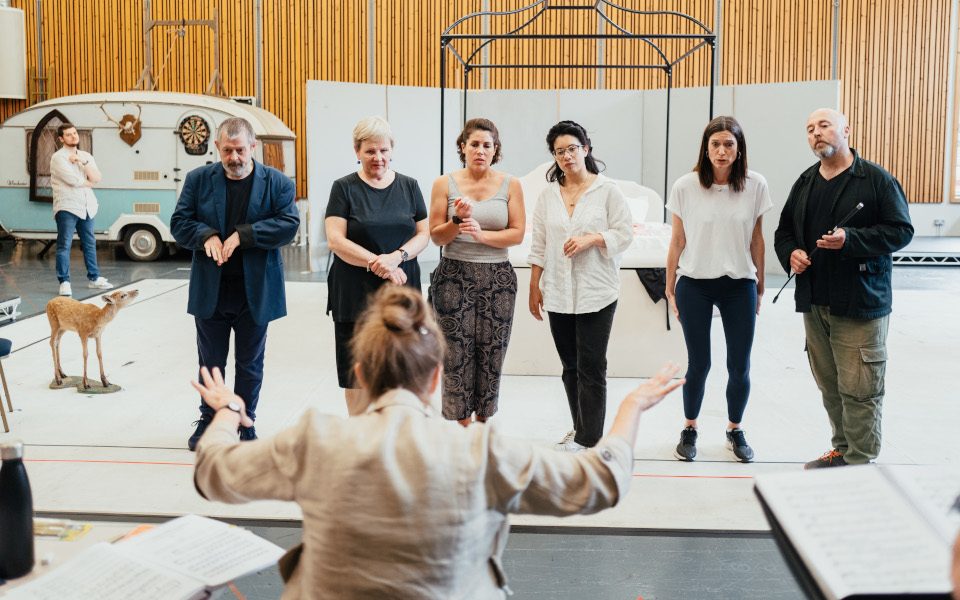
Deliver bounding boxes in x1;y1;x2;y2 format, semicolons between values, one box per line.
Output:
171;117;299;451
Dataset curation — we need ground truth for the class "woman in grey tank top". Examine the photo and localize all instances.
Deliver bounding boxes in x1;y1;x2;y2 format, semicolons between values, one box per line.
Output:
428;118;526;426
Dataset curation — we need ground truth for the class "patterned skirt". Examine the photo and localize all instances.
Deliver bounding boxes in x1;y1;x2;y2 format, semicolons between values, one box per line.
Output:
430;257;517;419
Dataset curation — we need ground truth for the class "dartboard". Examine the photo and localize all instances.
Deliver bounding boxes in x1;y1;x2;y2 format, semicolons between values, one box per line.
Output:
178;115;210;155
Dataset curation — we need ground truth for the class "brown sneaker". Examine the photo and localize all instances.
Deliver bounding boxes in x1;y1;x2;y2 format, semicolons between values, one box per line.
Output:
804;449;847;469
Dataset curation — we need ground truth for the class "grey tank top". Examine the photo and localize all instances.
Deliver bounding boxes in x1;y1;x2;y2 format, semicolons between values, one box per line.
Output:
444;174;511;263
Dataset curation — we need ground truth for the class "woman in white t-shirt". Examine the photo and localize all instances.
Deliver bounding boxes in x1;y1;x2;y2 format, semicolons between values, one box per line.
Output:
665;116;772;463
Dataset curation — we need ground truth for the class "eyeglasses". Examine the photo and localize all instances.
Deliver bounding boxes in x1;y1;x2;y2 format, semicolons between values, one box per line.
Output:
552;144;583;158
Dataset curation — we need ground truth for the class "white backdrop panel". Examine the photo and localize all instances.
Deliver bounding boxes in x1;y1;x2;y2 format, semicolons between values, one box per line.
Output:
732;80;840;274
306;81;386;271
307;79;839;274
464;89;556;179
386;85;462;263
556;90;645;184
641;86;735;210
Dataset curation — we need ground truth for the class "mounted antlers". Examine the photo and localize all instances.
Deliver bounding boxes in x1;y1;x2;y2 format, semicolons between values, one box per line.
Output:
100;103;143;146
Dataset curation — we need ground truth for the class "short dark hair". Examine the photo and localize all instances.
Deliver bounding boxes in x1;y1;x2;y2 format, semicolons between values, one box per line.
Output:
545;120;605;184
456;118;502;165
56;123;77;138
695;116;748;192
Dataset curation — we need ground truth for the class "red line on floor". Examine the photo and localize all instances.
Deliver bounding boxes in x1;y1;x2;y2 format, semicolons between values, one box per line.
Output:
25;458;194;467
632;473;753;480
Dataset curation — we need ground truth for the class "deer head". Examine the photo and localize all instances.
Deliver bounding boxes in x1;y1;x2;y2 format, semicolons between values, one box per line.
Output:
102;289;140;308
100;103;142;146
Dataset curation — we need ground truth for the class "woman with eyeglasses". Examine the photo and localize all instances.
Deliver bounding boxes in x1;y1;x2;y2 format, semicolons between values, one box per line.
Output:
665;116;771;463
528;120;634;452
193;285;684;598
428;118;525;426
325;116;430;416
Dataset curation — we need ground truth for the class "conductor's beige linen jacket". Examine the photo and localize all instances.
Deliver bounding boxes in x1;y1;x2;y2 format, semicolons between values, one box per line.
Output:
195;388;633;599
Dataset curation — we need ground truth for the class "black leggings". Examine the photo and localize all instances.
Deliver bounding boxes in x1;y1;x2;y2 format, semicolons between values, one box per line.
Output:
674;276;757;424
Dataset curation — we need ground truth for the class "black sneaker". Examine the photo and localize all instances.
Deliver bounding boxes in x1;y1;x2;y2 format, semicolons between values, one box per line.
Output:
187;415;213;452
239;425;258;442
674;426;698;461
804;449;847;469
725;428;755;463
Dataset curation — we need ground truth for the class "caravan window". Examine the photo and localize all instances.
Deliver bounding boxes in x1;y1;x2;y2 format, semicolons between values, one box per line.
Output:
26;128;94;177
260;138;285;173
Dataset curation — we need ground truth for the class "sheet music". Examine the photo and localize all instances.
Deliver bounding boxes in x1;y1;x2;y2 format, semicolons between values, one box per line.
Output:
755;466;952;600
120;514;285;587
3;543;201;600
884;464;960;544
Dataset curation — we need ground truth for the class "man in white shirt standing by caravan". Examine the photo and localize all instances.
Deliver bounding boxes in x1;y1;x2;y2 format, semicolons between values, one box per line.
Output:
50;122;113;296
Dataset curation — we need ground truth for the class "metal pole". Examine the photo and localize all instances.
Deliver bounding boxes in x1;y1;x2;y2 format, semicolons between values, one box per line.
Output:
664;68;672;224
463;68;469;125
713;0;721;91
368;0;376;83
709;37;716;119
255;0;263;106
34;0;43;101
596;2;605;89
831;0;840;80
440;39;446;174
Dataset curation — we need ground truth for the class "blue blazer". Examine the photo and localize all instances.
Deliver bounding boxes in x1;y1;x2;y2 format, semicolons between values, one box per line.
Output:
170;161;299;325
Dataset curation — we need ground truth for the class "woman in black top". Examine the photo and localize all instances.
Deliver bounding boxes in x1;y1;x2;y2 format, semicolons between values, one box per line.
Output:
325;116;430;415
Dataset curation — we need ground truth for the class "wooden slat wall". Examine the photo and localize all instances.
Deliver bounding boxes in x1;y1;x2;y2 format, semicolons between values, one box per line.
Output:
838;0;950;204
722;0;832;85
0;0;954;202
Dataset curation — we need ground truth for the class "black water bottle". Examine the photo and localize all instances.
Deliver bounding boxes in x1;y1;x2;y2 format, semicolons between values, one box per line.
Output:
0;441;34;579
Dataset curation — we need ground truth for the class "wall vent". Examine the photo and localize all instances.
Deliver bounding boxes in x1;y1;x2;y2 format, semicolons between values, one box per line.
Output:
133;203;161;214
133;170;161;181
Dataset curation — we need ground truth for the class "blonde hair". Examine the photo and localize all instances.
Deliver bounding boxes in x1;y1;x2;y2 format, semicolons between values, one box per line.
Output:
351;286;444;399
352;116;394;151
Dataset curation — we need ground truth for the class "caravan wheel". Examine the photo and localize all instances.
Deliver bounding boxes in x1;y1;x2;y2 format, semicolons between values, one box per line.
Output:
123;226;164;262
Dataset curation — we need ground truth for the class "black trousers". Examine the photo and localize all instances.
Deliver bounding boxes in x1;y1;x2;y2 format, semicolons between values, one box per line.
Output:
194;278;268;421
547;301;617;447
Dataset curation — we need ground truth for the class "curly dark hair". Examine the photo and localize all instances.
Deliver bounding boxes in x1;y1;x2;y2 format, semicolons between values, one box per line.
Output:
456;118;502;165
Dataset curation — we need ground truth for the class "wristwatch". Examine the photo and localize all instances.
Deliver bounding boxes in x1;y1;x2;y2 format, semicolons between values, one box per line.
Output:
219;401;242;415
398;248;410;262
451;215;464;225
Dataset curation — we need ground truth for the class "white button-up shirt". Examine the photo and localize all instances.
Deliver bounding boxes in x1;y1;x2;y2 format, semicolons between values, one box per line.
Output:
528;174;634;314
50;147;100;219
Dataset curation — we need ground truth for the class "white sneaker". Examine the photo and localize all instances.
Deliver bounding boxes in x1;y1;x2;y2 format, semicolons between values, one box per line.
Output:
88;277;113;289
58;281;72;296
555;430;584;452
556;439;586;453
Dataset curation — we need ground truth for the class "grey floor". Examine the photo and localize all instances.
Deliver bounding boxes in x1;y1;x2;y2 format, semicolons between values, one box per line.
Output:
5;234;957;599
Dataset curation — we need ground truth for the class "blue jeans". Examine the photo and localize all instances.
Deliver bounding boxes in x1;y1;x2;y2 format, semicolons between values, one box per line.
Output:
55;210;100;283
674;276;757;424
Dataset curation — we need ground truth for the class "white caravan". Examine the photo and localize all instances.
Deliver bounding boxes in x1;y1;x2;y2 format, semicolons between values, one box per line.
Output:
0;91;295;261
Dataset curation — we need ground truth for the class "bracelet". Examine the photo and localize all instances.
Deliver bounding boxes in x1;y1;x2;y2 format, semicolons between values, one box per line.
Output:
451;215;463;225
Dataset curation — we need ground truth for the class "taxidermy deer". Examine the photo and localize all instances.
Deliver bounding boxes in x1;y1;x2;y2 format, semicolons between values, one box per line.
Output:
47;289;139;390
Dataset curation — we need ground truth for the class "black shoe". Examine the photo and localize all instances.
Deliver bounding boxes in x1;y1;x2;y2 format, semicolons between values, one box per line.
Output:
188;416;213;452
725;428;755;463
804;449;848;469
239;425;258;442
674;426;698;461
